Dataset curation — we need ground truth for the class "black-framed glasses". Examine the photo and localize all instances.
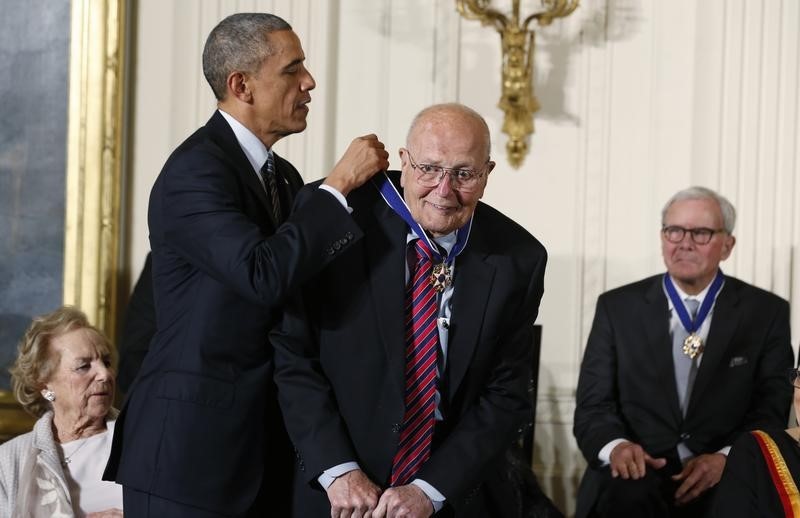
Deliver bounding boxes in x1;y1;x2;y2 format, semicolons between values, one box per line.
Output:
404;149;489;192
661;225;726;245
788;367;800;389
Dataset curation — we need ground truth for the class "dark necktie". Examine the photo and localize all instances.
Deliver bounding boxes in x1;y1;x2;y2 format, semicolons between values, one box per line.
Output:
260;153;282;224
673;298;700;414
390;239;440;486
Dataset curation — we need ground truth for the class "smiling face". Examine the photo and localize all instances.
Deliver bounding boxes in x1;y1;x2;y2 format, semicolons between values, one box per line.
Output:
242;29;316;147
42;327;115;428
661;197;736;294
399;107;494;237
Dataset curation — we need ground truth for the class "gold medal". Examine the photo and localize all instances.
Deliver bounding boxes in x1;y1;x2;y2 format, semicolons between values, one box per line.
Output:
430;262;452;293
682;334;704;359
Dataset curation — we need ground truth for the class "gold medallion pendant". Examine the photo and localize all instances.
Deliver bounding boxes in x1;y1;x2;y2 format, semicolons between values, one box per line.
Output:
430;263;453;293
682;334;704;359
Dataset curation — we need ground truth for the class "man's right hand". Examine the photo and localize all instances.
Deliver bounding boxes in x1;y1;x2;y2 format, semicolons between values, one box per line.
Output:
609;441;667;479
323;134;390;196
327;469;382;518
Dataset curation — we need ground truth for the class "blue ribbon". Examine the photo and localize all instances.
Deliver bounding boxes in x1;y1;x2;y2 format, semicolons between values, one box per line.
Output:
663;270;725;334
372;172;472;263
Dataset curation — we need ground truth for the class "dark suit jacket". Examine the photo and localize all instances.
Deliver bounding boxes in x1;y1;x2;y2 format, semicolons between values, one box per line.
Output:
573;274;793;518
117;252;155;396
104;111;363;515
271;173;548;516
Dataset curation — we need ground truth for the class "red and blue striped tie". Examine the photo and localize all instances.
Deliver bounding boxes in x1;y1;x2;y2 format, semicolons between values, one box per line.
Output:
390;239;440;486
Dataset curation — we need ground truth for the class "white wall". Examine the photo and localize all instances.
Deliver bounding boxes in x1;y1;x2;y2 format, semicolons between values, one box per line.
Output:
127;1;800;514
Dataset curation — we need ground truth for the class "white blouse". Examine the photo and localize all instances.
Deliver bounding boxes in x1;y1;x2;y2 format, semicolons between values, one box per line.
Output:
57;421;122;516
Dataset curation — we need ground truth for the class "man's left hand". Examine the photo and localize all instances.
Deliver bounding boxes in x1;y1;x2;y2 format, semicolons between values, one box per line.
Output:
372;484;433;518
671;453;726;505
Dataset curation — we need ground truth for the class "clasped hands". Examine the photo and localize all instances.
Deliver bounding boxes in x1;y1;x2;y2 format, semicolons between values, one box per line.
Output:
609;441;726;505
326;469;434;518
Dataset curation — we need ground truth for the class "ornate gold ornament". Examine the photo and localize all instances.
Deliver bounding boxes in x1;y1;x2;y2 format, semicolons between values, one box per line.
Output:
64;0;126;338
456;0;579;168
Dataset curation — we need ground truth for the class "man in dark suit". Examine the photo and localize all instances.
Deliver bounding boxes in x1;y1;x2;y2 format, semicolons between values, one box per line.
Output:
573;186;793;518
116;252;155;397
271;103;548;517
103;13;389;517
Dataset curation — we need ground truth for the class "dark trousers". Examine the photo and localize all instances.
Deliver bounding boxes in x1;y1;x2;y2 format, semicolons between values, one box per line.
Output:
592;458;715;518
123;481;282;518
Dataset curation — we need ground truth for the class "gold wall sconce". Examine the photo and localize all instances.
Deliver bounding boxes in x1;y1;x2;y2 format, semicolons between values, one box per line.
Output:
456;0;579;168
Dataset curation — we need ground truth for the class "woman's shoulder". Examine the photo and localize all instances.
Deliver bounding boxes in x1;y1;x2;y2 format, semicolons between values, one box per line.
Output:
747;428;796;444
0;411;53;456
731;428;798;462
0;427;37;479
0;428;35;455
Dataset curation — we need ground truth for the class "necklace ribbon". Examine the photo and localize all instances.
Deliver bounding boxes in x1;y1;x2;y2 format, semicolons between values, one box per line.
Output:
663;270;725;358
373;173;472;290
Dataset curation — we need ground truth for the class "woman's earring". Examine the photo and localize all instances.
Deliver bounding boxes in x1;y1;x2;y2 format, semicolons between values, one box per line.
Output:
43;390;55;402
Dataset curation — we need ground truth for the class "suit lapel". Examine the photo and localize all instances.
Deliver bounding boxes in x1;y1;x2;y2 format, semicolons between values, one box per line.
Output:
642;277;683;423
364;199;408;394
273;153;304;221
687;281;740;414
207;111;275;221
446;232;495;400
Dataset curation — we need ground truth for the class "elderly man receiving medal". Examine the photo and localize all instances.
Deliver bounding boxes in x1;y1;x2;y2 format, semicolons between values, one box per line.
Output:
574;186;793;518
271;103;548;517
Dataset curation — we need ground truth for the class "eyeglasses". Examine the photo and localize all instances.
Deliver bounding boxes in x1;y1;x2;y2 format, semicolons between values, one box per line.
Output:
788;368;800;389
661;225;726;245
404;149;488;192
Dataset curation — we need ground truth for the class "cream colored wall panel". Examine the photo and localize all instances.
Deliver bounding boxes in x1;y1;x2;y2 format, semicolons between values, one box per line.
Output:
432;1;462;103
534;398;583;518
783;1;800;345
334;0;395;161
751;0;788;295
271;0;336;180
460;12;587;404
575;0;612;360
604;0;662;290
128;1;181;278
369;0;440;158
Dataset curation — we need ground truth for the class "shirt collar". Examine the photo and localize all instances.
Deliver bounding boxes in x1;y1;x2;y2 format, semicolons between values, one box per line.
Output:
406;230;457;255
217;109;271;173
665;273;716;309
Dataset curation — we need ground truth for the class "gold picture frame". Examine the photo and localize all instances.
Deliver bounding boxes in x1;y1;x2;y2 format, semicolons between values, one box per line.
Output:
0;0;126;439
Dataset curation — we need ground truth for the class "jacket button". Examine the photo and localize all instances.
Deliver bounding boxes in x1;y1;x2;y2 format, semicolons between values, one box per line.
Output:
325;247;334;256
680;432;690;440
345;232;354;240
392;423;401;433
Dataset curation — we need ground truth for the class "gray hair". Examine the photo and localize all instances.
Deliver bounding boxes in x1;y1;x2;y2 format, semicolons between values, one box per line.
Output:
202;13;292;101
406;103;492;159
661;186;737;234
10;306;114;417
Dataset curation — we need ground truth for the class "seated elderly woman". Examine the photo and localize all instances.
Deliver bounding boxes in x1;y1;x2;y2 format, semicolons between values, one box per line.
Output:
0;306;122;517
712;366;800;517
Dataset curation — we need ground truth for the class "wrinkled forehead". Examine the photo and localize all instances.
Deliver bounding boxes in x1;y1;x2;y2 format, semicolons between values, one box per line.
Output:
408;117;489;164
663;198;724;228
51;327;112;359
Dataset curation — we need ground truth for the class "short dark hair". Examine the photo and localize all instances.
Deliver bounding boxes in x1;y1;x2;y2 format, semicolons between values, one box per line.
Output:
202;13;292;101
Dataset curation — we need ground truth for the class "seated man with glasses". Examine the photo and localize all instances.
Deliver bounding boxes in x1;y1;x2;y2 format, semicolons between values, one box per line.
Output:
574;186;793;518
712;367;800;516
271;103;549;517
